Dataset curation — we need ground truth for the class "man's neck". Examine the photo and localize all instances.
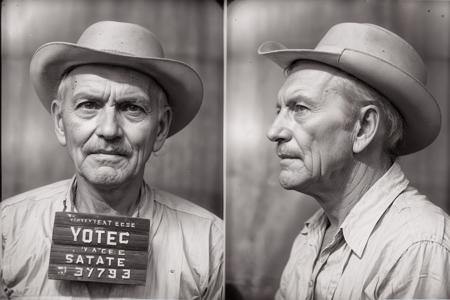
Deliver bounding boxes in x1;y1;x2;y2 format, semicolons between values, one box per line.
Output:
74;175;142;216
314;159;392;229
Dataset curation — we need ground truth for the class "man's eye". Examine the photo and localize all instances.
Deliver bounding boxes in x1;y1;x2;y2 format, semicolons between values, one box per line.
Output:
77;101;100;110
120;103;145;114
292;104;309;113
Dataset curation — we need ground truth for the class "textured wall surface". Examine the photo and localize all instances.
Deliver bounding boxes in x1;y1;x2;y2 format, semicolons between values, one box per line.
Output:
1;0;223;217
226;1;449;299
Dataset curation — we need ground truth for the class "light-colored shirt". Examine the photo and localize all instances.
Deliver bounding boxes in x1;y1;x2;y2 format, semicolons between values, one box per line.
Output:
276;162;450;300
1;178;223;299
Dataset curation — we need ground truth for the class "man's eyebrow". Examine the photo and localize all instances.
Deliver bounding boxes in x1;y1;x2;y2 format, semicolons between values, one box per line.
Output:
116;95;151;105
283;93;314;106
71;91;151;103
118;92;149;100
71;91;105;100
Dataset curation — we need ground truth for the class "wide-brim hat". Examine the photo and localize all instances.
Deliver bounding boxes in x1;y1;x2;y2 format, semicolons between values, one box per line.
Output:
30;21;203;137
258;22;441;155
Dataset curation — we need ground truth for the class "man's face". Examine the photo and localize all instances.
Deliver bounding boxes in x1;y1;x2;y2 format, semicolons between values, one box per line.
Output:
267;63;355;194
52;65;170;188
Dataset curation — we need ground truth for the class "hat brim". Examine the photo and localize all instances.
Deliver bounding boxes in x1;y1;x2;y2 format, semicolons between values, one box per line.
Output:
30;42;204;137
258;42;441;155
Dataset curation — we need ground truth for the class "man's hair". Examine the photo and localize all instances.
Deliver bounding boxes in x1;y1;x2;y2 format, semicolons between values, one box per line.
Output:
56;71;70;102
329;72;404;160
56;65;169;110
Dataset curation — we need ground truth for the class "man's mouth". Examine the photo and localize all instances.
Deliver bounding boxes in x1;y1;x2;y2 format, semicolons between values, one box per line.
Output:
277;149;302;160
276;144;301;160
87;148;130;161
92;149;127;156
276;149;303;167
277;153;297;159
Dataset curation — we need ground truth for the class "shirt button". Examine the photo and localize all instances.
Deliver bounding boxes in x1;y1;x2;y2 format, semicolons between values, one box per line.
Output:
170;269;175;274
308;280;313;287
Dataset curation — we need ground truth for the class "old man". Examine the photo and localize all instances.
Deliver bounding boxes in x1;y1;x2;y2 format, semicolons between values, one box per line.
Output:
259;23;450;299
1;21;223;299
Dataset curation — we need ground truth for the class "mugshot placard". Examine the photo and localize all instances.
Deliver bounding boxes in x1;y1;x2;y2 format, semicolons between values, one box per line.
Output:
48;212;150;285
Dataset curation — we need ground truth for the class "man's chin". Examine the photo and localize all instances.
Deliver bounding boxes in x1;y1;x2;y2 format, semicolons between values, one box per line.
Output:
81;168;131;188
279;181;301;191
278;172;310;191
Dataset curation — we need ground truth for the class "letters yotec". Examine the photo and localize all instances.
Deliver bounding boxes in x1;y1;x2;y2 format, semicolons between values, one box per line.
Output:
70;227;130;246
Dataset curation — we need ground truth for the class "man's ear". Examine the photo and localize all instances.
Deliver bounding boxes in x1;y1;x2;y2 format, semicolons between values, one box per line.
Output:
152;106;172;152
352;105;381;154
51;99;67;146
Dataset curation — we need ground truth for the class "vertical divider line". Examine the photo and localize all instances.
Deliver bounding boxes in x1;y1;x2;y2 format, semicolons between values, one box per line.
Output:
223;0;228;298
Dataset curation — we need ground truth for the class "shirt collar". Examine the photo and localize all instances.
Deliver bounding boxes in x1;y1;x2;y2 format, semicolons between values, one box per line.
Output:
339;162;409;257
63;175;153;218
64;175;77;212
301;208;327;235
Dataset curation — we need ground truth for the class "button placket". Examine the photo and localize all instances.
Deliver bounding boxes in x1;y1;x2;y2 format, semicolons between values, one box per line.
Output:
323;233;347;300
298;232;322;300
313;230;345;300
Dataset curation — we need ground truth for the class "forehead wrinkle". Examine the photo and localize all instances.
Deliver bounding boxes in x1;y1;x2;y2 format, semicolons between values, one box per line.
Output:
108;72;158;105
70;74;151;103
318;73;336;104
277;74;301;106
119;84;150;99
69;64;150;89
278;69;334;106
70;73;107;96
64;65;164;110
103;77;113;101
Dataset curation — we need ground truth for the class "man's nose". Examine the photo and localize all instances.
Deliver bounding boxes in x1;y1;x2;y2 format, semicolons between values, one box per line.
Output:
266;112;292;143
95;107;123;140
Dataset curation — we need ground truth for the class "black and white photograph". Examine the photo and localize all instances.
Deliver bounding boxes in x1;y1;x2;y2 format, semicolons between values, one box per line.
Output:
1;0;223;299
226;1;449;299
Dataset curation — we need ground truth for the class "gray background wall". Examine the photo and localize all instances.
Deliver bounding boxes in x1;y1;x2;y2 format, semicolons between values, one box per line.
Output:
226;1;449;299
1;0;224;217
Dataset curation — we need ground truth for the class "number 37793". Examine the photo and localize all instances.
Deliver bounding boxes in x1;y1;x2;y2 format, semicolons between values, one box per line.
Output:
71;266;131;279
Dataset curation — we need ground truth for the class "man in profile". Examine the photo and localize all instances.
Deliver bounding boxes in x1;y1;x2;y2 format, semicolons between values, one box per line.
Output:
259;23;450;299
1;21;223;299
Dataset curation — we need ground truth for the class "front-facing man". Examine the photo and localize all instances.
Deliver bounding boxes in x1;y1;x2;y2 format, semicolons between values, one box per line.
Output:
1;21;223;299
259;23;450;299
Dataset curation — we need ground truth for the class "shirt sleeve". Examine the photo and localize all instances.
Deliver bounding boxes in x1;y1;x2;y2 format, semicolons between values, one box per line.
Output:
1;203;8;299
274;231;308;300
274;288;285;300
377;241;450;299
202;220;224;300
275;262;290;300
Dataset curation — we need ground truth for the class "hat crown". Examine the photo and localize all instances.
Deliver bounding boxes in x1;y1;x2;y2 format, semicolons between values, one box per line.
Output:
316;23;426;83
77;21;164;58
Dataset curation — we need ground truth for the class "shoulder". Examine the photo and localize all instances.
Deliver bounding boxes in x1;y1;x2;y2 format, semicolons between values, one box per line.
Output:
374;190;450;298
152;188;223;232
1;180;71;246
387;186;450;245
373;186;450;266
1;180;71;236
151;188;224;269
1;179;71;211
